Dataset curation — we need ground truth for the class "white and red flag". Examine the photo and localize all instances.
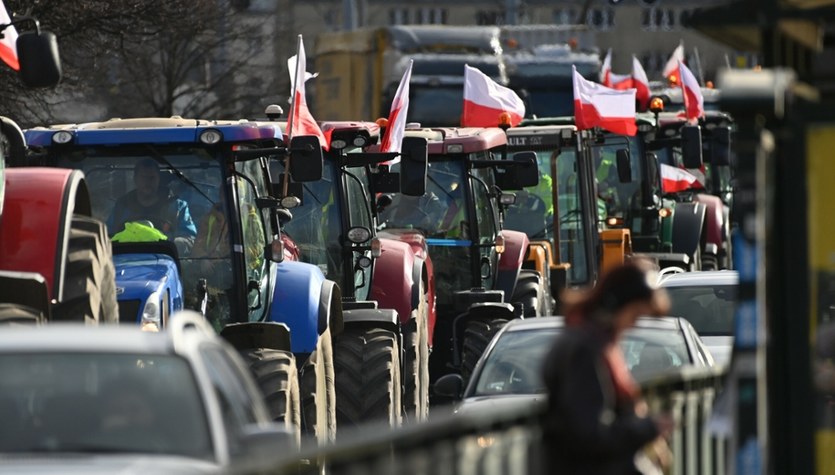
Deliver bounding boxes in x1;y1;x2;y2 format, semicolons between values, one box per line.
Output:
662;41;685;81
462;64;525;127
0;0;19;71
660;163;699;193
380;60;413;156
600;49;629;88
631;56;651;111
679;61;704;123
572;66;636;136
286;35;328;150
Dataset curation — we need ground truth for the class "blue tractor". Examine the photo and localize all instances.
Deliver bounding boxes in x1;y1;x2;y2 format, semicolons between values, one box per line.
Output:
24;118;340;442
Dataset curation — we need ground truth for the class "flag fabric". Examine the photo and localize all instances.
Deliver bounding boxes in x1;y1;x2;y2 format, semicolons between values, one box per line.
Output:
572;66;637;136
662;42;685;80
287;54;318;95
600;49;629;88
0;0;19;71
679;61;704;123
380;60;413;156
286;35;328;150
660;163;699;193
631;56;651;111
462;64;525;127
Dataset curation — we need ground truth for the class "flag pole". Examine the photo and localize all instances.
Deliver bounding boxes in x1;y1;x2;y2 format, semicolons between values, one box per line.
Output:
284;34;304;198
693;46;706;87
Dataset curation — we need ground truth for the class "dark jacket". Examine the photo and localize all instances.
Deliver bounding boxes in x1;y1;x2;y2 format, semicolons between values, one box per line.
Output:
541;326;658;475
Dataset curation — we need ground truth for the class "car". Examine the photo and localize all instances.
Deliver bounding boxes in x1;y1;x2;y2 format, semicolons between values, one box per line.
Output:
0;311;294;474
434;316;715;411
658;270;738;366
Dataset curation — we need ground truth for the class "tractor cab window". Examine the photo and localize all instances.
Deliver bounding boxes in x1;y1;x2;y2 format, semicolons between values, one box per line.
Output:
471;159;499;291
232;164;268;322
343;164;373;301
591;135;643;220
552;149;589;285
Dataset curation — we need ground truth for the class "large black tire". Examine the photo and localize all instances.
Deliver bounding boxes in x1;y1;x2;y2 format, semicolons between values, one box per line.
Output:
300;328;336;443
461;318;508;384
52;215;119;324
402;281;429;423
333;325;402;428
511;270;543;318
242;348;301;445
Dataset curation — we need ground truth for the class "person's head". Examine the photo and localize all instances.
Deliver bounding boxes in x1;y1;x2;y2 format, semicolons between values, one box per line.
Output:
562;258;670;335
134;158;162;205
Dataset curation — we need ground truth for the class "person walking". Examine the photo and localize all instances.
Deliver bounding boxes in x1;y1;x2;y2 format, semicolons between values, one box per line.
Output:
541;259;675;474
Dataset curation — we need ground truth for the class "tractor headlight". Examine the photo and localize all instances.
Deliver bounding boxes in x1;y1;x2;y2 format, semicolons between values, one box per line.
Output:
199;129;223;145
52;131;74;144
142;291;162;326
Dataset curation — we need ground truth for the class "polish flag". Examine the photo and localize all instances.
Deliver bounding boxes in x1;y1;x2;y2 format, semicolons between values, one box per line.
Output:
572;66;636;136
660;163;699;193
662;42;685;81
0;0;19;71
462;64;525;127
380;60;413;156
679;61;704;123
286;35;328;150
600;49;629;88
631;56;651;111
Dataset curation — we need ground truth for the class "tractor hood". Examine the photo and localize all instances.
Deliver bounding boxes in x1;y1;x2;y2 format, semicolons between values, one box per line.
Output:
113;253;178;300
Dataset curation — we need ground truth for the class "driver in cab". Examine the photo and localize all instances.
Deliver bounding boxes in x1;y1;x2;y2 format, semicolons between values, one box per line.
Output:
108;158;197;254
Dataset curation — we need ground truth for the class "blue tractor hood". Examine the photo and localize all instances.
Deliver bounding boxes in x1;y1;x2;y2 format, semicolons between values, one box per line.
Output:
113;253;182;325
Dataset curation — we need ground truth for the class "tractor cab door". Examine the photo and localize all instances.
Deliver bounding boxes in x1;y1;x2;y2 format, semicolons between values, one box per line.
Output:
233;160;271;322
341;165;375;301
469;164;500;291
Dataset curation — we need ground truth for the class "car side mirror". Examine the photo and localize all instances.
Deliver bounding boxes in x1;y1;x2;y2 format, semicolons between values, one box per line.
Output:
232;424;298;470
17;30;61;88
681;125;704;169
434;373;465;400
288;135;323;182
399;136;428;196
710;126;731;167
615;149;632;184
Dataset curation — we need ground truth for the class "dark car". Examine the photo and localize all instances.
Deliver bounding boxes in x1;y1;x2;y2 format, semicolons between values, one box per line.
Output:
659;270;738;366
435;316;714;410
0;311;294;474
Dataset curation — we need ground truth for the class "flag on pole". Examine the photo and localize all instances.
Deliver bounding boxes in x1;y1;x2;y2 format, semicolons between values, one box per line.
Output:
679;61;704;123
572;66;637;136
631;56;651;111
287;54;318;96
660;163;699;193
0;0;19;71
286;35;328;150
380;60;413;156
662;42;685;81
462;64;525;127
600;48;630;88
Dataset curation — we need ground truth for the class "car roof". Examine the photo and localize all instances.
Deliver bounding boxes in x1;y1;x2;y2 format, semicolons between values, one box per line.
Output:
0;325;177;354
502;315;682;332
659;270;739;287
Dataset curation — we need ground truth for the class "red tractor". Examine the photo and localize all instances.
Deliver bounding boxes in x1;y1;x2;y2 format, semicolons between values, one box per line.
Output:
0;19;118;324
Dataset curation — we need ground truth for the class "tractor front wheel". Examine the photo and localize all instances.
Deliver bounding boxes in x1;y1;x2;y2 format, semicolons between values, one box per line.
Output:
461;318;508;384
242;348;301;446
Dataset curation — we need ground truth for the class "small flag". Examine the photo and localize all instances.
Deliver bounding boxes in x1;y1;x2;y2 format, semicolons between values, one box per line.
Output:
286;35;328;150
572;66;636;136
380;60;413;156
462;64;525;127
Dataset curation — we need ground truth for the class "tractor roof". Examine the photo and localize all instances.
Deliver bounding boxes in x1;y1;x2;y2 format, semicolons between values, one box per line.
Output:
404;127;507;154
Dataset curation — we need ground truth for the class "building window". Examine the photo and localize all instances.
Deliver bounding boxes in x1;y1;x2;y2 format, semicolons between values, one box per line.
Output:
476;10;503;25
553;8;577;25
417;7;446;25
389;8;410;25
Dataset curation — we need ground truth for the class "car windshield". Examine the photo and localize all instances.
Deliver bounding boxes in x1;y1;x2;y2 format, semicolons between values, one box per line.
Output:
664;284;737;336
472;327;558;396
0;353;212;459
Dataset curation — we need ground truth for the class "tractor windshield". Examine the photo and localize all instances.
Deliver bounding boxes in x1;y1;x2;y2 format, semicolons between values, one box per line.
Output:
53;146;235;329
591;135;643;220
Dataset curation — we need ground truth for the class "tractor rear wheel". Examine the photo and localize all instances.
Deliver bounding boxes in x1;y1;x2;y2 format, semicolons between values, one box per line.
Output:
461;318;508;384
242;348;301;446
52;215;118;324
300;328;336;443
511;270;543;317
402;281;429;423
334;325;402;429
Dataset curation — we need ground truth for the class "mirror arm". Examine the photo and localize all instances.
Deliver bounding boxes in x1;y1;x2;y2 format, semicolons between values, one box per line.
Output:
0;15;40;36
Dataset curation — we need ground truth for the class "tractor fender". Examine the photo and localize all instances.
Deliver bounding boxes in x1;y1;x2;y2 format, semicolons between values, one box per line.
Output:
670;202;707;258
0;168;91;300
271;260;332;353
496;230;529;299
319;278;343;337
370;238;415;326
342;307;400;334
220;321;292;353
694;194;725;255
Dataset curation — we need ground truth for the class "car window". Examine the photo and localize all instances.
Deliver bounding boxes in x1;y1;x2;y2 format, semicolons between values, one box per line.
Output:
0;353;212;459
200;345;259;453
472;328;559;396
622;327;690;380
663;284;737;336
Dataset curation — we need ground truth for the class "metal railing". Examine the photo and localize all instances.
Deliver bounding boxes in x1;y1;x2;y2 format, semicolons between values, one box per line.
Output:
268;365;729;475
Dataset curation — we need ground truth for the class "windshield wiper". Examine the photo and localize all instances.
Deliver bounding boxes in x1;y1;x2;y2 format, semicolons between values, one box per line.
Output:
143;145;214;205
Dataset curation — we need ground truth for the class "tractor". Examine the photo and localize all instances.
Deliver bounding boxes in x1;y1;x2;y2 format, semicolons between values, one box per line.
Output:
0;18;118;325
267;119;434;425
375;126;546;386
23;118;338;442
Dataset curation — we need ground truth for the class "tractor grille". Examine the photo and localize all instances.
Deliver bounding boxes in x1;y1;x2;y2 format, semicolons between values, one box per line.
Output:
117;299;141;325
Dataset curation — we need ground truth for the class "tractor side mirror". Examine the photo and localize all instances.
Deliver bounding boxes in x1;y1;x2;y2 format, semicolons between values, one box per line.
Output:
288;135;323;182
496;151;539;190
615;149;632;184
17;30;61;88
710;126;732;167
645;152;659;189
681;125;704;169
399;136;428;196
